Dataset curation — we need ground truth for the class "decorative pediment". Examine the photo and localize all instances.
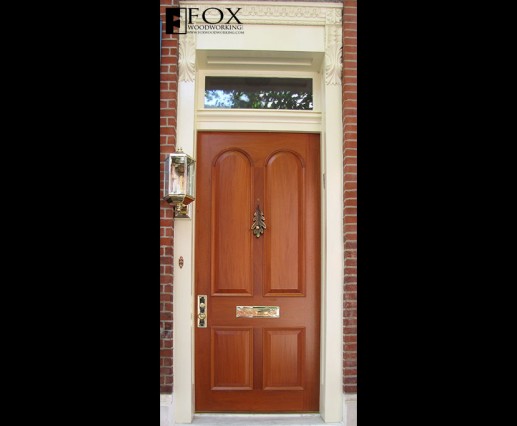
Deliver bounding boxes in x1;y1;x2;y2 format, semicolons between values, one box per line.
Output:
179;2;342;85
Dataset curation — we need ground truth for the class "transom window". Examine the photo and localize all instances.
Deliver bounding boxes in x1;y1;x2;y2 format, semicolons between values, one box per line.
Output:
204;77;313;110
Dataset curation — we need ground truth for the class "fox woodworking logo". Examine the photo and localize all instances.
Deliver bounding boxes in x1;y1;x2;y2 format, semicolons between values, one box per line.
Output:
165;7;244;35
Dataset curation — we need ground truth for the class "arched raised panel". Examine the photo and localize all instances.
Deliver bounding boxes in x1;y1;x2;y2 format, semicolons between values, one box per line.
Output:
211;150;253;295
264;151;305;296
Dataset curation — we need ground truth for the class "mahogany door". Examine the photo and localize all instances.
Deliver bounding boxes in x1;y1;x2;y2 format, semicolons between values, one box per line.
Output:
194;132;320;412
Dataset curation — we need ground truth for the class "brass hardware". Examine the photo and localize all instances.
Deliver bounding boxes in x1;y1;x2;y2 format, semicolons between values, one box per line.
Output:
197;295;207;328
174;203;191;218
236;306;280;318
251;203;266;238
163;149;196;219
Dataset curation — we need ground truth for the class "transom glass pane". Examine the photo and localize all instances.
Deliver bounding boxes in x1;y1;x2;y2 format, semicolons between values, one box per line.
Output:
205;77;313;110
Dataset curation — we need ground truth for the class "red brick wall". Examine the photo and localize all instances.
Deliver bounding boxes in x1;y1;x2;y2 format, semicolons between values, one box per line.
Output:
342;0;357;394
160;0;179;394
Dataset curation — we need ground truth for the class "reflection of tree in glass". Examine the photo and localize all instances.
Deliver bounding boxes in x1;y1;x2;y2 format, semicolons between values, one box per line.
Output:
205;89;313;110
205;90;233;108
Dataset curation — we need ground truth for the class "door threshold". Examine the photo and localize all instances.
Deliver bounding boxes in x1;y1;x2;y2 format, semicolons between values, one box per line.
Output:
192;413;341;425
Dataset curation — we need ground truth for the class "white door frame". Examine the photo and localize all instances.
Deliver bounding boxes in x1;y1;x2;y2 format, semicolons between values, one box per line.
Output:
172;2;344;423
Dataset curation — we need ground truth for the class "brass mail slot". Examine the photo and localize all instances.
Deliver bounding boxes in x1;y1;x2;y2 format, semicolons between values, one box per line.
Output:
236;306;280;318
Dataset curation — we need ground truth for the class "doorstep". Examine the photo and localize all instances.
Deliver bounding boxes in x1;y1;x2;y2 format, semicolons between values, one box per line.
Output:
191;413;342;425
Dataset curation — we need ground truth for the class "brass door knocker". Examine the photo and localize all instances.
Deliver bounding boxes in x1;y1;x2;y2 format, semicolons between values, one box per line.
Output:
251;202;266;238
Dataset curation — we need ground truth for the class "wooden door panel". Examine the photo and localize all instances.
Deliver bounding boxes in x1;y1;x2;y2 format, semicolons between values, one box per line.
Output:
211;150;253;296
195;132;320;413
263;328;305;390
264;151;305;296
211;327;253;390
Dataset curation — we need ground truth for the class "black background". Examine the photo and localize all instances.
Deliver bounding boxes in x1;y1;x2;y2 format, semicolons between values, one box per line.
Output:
3;1;514;424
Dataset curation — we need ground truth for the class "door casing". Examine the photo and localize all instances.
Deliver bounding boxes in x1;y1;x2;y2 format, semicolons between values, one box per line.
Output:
173;2;344;423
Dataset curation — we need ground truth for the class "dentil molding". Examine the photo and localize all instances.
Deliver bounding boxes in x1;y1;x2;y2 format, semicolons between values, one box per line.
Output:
181;1;342;26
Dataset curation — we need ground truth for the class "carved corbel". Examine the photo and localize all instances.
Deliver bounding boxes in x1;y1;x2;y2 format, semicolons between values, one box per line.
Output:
178;22;196;83
324;7;343;86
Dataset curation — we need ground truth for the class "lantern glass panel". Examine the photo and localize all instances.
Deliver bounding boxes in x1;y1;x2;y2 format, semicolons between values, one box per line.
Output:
187;160;195;199
170;157;187;196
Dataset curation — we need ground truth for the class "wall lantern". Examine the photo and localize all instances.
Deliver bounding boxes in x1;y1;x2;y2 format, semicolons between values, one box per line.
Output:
163;148;196;218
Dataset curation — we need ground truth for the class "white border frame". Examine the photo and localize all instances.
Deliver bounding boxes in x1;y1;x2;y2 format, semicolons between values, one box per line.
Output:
172;2;343;423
